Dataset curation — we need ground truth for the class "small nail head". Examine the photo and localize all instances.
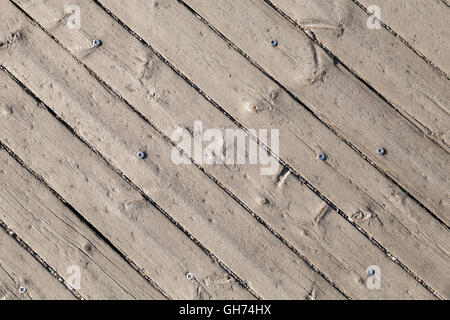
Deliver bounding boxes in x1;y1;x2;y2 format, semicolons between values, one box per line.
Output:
270;39;278;47
318;153;327;161
137;151;146;159
186;272;194;280
366;268;375;277
18;286;26;294
377;147;386;155
92;39;102;47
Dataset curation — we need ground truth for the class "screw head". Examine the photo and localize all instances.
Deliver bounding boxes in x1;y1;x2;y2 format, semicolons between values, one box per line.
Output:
18;286;26;294
270;39;278;47
186;272;194;280
377;147;386;155
318;153;327;161
366;268;375;277
137;151;146;159
92;39;102;47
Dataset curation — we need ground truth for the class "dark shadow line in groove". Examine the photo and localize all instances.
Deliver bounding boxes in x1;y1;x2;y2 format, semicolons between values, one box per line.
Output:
350;0;450;80
0;217;82;300
177;0;450;231
0;64;259;300
91;0;443;299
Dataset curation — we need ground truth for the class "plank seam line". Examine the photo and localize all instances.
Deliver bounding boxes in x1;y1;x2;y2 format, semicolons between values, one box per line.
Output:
262;0;450;152
351;0;450;81
21;0;351;299
0;63;260;301
442;0;450;8
178;0;450;230
90;0;445;298
0;217;83;300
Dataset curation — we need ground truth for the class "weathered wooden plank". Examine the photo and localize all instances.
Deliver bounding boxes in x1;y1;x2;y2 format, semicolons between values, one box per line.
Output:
357;0;450;74
91;0;450;297
0;6;343;299
0;227;76;300
12;0;438;299
0;148;165;300
0;72;252;300
179;0;449;224
264;0;450;149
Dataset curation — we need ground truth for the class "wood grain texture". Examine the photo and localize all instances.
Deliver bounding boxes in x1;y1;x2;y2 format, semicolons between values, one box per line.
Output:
94;0;450;298
266;0;450;149
0;227;76;300
357;0;450;74
11;0;438;299
0;70;252;300
0;3;343;299
0;148;165;300
180;0;449;224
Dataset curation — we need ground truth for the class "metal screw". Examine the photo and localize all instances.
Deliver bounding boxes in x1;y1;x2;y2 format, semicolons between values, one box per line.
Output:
186;272;194;280
270;39;278;47
137;151;146;159
92;39;102;47
18;286;26;294
366;268;375;277
318;153;327;161
377;147;386;155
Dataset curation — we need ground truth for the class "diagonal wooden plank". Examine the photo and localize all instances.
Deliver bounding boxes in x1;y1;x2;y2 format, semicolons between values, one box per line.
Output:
179;0;449;225
0;5;343;299
88;0;449;297
263;0;450;150
0;71;253;300
11;0;439;299
0;227;76;300
356;0;450;75
0;148;166;300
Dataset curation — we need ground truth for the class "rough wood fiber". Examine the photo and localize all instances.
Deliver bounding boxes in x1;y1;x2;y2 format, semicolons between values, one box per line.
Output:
0;148;165;300
11;0;439;299
0;4;343;299
0;71;253;300
264;0;450;149
179;0;449;224
0;227;76;300
94;0;450;297
357;0;450;74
